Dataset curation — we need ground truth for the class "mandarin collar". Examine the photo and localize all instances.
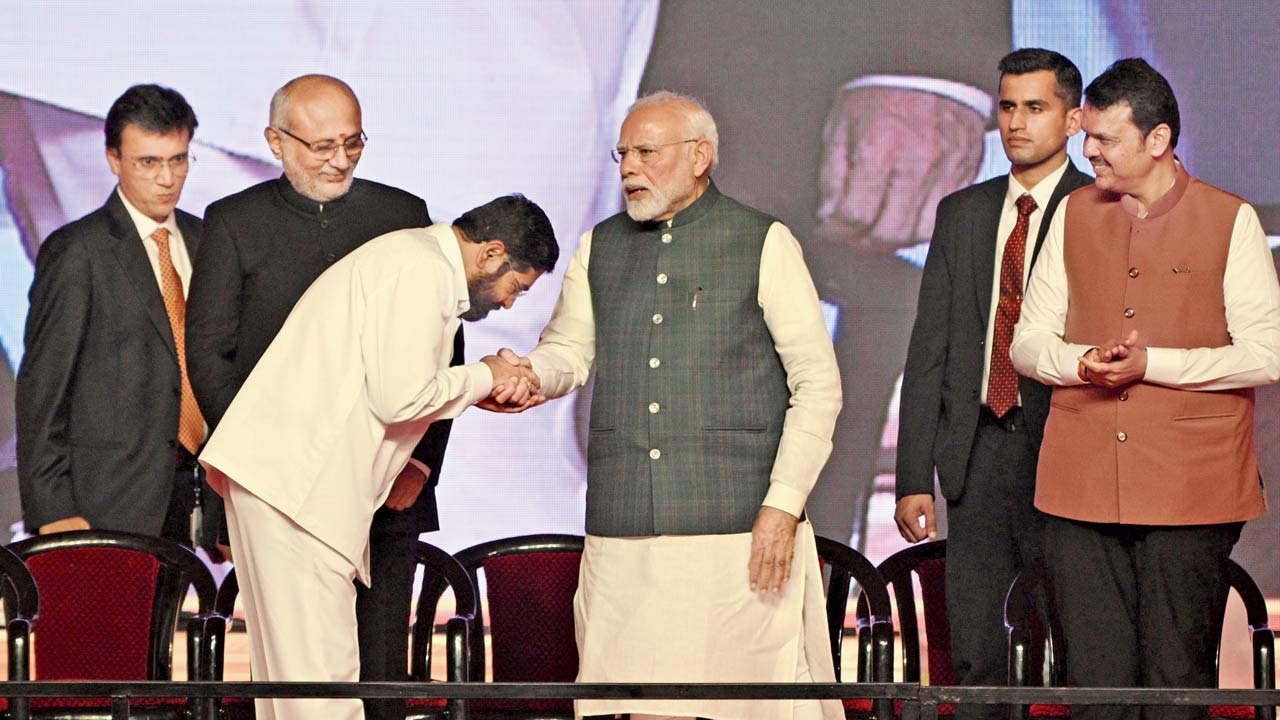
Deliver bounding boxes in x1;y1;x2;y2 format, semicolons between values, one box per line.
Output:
1118;159;1189;220
274;174;354;216
635;179;721;232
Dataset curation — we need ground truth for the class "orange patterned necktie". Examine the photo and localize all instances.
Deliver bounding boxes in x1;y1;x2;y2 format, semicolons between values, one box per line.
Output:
151;227;205;453
987;193;1038;418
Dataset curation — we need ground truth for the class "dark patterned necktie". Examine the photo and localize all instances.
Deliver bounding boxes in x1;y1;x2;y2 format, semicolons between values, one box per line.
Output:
987;194;1037;418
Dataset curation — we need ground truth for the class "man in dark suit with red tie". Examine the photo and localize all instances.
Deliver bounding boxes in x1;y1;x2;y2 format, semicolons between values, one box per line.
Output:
16;84;219;550
895;49;1092;720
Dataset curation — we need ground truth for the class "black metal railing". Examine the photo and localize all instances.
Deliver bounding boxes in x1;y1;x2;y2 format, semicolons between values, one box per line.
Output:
1;681;1277;720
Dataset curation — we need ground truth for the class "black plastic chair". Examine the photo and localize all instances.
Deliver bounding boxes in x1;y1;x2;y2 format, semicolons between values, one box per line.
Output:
1005;558;1276;720
0;543;40;720
816;535;894;719
6;530;218;720
452;534;584;720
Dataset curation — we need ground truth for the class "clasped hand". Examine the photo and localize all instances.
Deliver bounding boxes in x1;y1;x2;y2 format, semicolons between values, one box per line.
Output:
1078;329;1147;388
478;348;546;413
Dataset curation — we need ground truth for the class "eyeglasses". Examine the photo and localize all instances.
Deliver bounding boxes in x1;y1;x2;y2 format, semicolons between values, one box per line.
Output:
275;127;367;159
502;258;529;297
611;139;698;165
126;153;194;178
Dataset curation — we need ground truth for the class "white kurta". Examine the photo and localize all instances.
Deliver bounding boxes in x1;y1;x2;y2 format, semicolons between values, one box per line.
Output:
200;223;493;582
527;213;843;720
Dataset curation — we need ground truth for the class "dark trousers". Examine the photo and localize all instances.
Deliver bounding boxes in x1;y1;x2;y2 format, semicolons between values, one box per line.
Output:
1043;515;1243;720
946;407;1045;720
158;452;223;550
357;505;426;720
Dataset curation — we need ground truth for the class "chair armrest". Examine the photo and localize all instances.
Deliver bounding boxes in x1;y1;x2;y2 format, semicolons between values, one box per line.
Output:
1252;626;1275;690
446;614;474;720
1007;623;1034;687
191;613;228;681
446;614;474;683
7;617;32;720
187;613;225;720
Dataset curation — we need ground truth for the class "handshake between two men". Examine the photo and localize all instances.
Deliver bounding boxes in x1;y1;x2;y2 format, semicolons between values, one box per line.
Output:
477;348;546;413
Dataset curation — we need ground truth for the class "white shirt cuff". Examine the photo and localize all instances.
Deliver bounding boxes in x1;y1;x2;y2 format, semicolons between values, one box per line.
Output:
762;483;808;519
1142;347;1180;385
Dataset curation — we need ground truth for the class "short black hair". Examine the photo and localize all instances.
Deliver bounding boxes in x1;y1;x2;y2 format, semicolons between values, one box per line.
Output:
104;84;198;152
998;48;1082;107
454;194;559;273
1084;58;1180;149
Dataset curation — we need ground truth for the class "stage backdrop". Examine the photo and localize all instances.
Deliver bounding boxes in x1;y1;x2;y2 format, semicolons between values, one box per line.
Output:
1;0;1276;594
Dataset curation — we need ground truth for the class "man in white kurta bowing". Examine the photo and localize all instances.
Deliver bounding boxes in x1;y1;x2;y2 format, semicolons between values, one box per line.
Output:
485;92;844;720
200;194;558;720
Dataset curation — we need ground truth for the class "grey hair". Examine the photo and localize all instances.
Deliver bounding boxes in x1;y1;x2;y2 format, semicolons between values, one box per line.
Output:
628;90;719;172
269;74;358;128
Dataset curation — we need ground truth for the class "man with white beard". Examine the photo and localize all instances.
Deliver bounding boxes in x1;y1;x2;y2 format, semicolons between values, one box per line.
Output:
485;91;844;720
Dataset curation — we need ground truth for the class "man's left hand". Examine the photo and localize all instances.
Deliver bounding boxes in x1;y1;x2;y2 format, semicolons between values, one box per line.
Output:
384;464;430;510
748;506;800;594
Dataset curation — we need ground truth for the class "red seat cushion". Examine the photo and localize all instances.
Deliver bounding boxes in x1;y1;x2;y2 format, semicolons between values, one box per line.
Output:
25;547;189;709
27;547;159;681
471;550;581;712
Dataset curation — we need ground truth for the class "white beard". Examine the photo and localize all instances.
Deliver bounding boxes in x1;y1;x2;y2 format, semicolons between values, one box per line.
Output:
623;173;697;222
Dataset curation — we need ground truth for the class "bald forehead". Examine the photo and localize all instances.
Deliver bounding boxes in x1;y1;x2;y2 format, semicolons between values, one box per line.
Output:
286;78;359;113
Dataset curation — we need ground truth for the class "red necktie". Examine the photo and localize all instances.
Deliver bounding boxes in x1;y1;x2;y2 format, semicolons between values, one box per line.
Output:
152;227;206;453
987;194;1037;418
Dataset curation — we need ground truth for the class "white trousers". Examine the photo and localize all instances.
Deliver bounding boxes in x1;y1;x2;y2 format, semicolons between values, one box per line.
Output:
224;479;364;720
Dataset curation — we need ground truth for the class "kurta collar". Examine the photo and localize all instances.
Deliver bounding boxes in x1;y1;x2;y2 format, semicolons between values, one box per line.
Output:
428;223;472;318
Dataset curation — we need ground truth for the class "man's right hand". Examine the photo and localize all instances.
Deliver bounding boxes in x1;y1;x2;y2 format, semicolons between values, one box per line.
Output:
894;494;937;543
39;516;91;534
478;349;545;413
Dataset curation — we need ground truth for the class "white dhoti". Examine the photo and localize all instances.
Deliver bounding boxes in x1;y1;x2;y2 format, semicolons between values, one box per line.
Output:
574;520;841;720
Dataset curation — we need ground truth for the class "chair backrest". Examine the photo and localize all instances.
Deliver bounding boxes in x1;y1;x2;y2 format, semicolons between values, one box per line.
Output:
453;534;584;688
410;541;479;682
878;539;951;684
8;529;217;682
815;536;894;683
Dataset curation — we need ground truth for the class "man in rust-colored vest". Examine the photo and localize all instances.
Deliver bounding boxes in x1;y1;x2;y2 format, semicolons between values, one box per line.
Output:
1011;58;1280;720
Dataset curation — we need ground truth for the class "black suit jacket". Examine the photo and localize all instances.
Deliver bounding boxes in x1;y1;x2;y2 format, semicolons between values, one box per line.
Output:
187;177;453;530
16;191;203;534
896;164;1093;500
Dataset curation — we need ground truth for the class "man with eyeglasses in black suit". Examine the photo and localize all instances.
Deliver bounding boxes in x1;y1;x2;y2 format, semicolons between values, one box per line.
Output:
185;73;460;720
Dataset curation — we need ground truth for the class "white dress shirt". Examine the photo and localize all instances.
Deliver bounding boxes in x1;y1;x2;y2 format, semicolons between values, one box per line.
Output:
981;159;1070;405
528;220;842;518
1011;197;1280;390
117;187;192;295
